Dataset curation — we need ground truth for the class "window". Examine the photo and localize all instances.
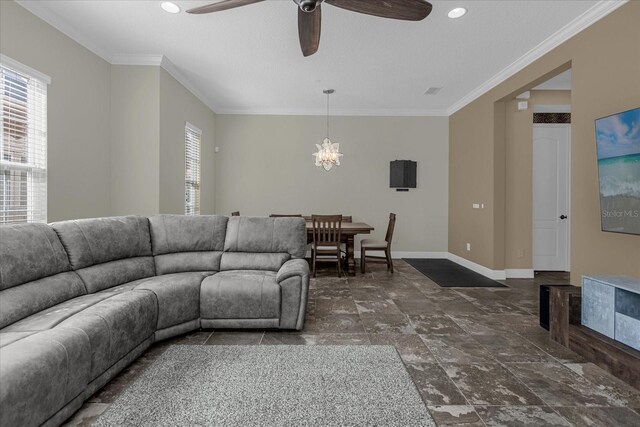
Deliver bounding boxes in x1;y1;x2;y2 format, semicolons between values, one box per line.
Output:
185;122;201;215
0;55;49;224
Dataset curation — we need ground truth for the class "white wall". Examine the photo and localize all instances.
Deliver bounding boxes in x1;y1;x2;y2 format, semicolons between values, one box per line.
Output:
215;115;449;253
0;0;111;221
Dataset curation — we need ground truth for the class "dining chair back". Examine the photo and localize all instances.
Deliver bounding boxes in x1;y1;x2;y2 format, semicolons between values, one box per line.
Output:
311;214;343;277
304;215;351;223
385;213;397;247
360;213;396;274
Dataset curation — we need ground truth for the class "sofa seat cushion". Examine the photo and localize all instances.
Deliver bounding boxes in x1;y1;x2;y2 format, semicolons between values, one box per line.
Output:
56;290;157;380
1;278;150;333
134;272;213;330
201;271;280;320
0;328;91;427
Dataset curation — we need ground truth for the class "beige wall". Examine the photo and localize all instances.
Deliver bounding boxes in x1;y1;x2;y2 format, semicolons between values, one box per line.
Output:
449;2;640;283
1;2;218;220
159;69;216;215
110;65;160;216
0;0;111;221
505;90;571;269
110;67;218;216
215;115;449;252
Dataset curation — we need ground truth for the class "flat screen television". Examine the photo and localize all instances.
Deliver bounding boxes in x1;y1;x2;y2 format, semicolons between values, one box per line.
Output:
595;107;640;235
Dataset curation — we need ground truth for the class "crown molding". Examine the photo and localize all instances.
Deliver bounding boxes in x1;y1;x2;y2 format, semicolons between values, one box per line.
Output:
111;54;219;112
111;54;163;66
216;107;449;117
16;0;113;63
159;56;219;113
16;0;628;118
14;2;218;112
446;0;629;116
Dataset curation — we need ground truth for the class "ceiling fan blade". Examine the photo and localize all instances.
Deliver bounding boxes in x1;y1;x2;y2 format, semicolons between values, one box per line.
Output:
187;0;265;14
325;0;432;21
298;4;321;57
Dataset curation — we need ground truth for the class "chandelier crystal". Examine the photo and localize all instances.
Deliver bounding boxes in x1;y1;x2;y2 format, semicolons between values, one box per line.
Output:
313;138;343;171
313;89;342;171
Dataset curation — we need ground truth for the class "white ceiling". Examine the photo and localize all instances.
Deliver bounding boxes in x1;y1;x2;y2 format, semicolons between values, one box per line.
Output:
17;1;622;115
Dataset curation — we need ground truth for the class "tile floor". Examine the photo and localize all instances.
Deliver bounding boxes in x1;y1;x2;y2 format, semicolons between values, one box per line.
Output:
63;261;640;426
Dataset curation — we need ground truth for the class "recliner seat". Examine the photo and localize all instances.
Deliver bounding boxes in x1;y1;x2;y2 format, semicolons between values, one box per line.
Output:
0;214;309;427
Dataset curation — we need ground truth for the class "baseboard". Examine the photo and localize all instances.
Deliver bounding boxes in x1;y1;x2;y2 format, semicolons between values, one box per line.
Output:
505;269;535;279
386;251;449;259
447;253;507;281
304;249;531;282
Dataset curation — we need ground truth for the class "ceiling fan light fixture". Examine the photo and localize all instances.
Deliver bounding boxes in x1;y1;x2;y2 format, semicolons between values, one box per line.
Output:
299;0;319;13
161;1;181;14
447;7;467;19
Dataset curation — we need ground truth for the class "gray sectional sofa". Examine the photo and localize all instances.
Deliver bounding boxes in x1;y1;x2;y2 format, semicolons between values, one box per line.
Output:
0;215;310;427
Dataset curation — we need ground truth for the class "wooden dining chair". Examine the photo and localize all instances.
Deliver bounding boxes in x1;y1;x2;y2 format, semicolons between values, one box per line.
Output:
360;213;396;274
304;215;351;223
269;214;303;217
311;215;343;278
231;211;240;216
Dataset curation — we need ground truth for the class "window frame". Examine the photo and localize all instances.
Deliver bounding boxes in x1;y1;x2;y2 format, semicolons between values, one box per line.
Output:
0;55;50;224
184;122;202;216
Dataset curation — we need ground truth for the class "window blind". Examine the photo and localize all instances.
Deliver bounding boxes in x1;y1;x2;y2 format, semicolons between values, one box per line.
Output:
185;123;201;216
0;57;49;224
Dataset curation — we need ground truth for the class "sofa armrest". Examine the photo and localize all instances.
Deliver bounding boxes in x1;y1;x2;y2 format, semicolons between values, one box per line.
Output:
276;259;309;283
276;259;310;330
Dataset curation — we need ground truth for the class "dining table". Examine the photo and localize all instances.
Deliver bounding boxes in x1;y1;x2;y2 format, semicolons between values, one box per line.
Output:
305;221;374;276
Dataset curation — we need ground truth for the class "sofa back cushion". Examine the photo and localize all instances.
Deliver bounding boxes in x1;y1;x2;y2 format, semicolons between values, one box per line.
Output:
51;216;155;293
221;217;306;271
148;215;227;275
0;224;86;329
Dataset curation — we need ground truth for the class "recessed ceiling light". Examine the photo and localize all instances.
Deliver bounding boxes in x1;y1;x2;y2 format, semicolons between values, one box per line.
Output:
161;1;181;14
448;7;467;19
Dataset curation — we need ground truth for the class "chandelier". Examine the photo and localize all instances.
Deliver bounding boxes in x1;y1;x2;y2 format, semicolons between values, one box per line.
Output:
313;89;343;171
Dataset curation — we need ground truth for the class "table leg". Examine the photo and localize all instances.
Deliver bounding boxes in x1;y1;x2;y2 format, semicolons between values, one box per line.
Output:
346;235;356;276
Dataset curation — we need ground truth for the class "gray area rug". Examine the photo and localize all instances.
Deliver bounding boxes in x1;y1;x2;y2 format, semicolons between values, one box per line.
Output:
95;345;435;427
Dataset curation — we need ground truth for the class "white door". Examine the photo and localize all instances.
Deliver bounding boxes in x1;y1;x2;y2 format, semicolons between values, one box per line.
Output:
533;124;570;271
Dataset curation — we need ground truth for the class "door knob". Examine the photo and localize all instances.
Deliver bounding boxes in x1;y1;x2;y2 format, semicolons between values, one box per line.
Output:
559;215;568;220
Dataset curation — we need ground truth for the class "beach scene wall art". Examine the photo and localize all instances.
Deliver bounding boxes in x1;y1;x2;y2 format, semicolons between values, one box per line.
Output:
595;107;640;235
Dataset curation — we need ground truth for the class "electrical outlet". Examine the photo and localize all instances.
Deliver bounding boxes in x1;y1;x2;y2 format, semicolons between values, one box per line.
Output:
466;243;471;251
472;203;480;209
517;249;524;258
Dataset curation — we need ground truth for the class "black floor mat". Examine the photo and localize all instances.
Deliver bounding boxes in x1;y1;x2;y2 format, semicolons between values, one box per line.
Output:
403;258;507;288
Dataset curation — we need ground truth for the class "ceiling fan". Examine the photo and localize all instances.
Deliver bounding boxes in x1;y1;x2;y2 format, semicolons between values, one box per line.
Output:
187;0;433;57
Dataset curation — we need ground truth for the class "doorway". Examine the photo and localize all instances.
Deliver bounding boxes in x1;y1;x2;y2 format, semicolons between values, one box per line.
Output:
532;122;570;271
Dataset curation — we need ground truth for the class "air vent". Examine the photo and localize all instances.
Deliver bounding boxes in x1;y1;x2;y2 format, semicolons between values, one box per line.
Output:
424;87;443;96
